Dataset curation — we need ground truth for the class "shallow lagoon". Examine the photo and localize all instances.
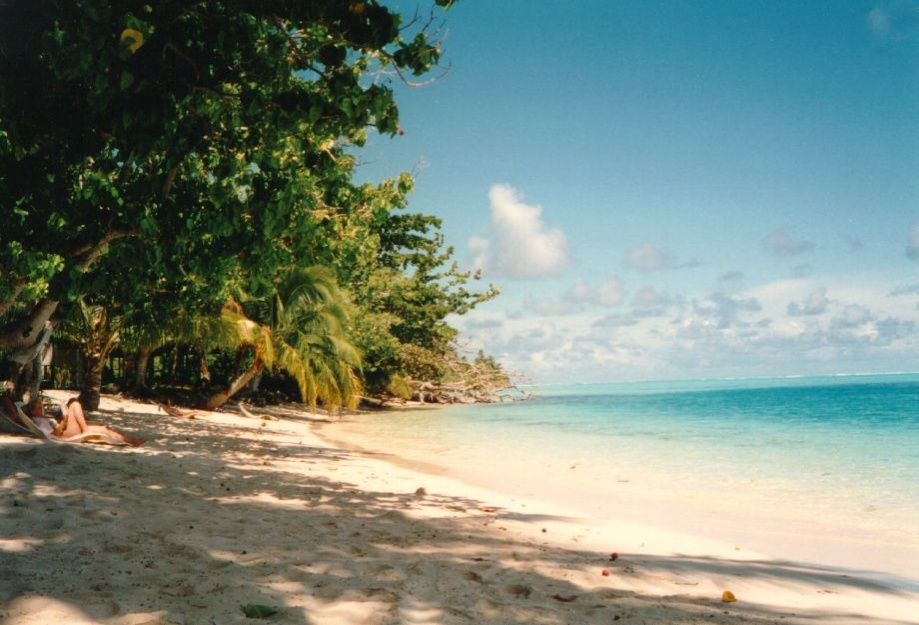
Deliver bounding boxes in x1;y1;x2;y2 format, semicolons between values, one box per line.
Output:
331;373;919;585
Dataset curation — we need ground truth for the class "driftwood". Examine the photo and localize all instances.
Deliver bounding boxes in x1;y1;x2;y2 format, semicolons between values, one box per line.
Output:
405;377;531;405
238;402;278;421
156;402;199;419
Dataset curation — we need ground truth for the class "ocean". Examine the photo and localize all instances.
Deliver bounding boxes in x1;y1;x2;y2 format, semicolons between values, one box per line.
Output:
327;373;919;582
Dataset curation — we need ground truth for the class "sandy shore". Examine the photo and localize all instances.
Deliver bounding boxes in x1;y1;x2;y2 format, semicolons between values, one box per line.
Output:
1;392;917;625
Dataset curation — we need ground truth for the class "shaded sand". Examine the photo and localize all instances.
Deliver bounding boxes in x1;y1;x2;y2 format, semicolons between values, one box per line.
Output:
1;393;916;625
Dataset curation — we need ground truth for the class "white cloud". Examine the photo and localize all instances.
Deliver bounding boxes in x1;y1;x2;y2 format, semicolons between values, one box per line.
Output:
833;304;873;329
597;279;626;307
525;295;578;317
787;287;830;316
684;292;762;331
592;313;639;329
455;273;919;384
718;271;746;293
632;286;668;309
890;283;919;296
566;281;594;303
564;279;625;307
470;184;570;279
763;229;815;256
624;243;674;272
629;286;678;319
521;279;625;317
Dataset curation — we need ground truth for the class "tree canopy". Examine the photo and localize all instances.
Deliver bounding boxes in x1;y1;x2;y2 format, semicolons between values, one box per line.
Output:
0;0;507;408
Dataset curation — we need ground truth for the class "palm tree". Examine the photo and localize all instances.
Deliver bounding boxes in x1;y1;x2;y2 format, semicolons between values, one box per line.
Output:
54;298;125;411
202;266;362;411
119;301;260;395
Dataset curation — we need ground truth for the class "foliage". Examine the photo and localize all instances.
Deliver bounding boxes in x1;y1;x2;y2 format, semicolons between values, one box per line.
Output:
0;0;445;319
1;0;508;406
54;298;124;410
200;266;362;411
319;174;499;394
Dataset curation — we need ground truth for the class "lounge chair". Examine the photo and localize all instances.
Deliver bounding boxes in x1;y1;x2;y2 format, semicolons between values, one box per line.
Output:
1;397;128;445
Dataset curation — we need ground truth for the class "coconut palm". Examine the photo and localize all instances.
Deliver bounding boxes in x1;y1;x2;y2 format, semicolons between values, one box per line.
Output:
202;266;362;411
54;297;124;411
119;301;260;395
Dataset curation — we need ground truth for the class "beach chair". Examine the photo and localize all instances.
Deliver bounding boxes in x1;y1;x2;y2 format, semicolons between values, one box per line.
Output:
1;395;126;444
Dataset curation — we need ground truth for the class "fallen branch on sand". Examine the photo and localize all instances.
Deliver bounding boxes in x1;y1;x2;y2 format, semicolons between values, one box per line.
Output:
239;402;278;421
156;402;199;419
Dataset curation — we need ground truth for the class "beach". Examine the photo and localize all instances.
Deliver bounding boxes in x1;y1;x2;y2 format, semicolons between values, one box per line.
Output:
1;391;917;625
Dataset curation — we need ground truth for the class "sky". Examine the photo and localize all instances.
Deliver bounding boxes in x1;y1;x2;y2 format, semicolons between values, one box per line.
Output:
361;0;919;384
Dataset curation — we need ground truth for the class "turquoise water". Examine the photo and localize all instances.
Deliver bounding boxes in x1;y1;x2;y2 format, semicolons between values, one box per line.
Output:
334;373;919;576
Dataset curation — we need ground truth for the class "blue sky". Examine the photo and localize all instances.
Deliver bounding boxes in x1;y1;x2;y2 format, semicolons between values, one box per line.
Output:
362;0;919;384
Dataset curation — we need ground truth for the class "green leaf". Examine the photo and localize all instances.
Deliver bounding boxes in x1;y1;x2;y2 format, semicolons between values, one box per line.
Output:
119;71;134;91
242;603;279;618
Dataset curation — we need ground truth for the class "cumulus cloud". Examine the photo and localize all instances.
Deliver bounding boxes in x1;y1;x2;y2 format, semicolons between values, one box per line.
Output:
631;287;673;317
718;271;746;293
462;317;504;331
763;229;815;256
625;243;674;272
833;304;873;329
787;287;830;316
596;280;626;307
522;279;627;318
592;313;639;329
684;292;762;331
890;283;919;296
873;316;917;345
907;221;919;260
566;282;594;303
524;295;578;317
470;184;570;279
868;0;919;38
563;279;625;308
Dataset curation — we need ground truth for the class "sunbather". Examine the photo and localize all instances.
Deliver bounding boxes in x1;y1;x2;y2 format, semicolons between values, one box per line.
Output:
2;394;146;447
49;397;147;447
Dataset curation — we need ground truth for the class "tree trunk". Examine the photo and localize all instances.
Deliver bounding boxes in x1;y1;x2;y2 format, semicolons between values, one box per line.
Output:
79;352;104;411
201;351;263;411
1;302;56;401
133;348;152;394
0;299;58;351
244;368;263;396
199;351;211;385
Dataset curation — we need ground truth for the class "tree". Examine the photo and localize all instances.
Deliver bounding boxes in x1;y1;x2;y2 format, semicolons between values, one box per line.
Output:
201;266;361;411
319;174;499;395
55;298;124;411
0;0;455;400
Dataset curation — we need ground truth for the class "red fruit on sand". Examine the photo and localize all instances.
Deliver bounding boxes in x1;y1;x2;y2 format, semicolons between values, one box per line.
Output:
601;569;610;576
610;552;619;561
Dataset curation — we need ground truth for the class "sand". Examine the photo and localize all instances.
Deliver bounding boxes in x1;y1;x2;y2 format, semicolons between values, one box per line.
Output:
1;392;917;625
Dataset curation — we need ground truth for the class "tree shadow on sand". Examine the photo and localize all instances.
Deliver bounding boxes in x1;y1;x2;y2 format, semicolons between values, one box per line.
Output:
0;404;915;625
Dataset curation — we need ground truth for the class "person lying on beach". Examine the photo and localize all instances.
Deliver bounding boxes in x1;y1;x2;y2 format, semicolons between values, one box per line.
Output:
1;394;146;447
50;398;147;447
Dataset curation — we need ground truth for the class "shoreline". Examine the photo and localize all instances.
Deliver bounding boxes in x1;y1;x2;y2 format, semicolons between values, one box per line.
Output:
315;413;919;593
2;392;917;624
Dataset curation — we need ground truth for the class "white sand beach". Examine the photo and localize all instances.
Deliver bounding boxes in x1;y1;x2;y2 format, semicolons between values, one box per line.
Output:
1;392;917;625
